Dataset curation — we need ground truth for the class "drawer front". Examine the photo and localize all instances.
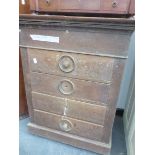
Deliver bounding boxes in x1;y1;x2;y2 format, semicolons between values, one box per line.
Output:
37;0;58;12
59;0;101;11
31;72;110;105
60;0;80;10
30;0;130;13
33;109;105;141
32;92;107;125
102;0;130;13
28;48;114;83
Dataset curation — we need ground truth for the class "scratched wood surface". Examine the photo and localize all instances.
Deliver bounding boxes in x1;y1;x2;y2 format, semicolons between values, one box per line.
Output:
32;92;107;125
20;27;131;58
33;109;105;142
30;72;110;105
19;15;134;155
19;49;28;116
28;48;114;83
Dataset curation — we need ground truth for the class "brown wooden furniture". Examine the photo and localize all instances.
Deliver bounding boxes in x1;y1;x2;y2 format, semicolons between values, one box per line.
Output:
30;0;134;15
19;14;134;155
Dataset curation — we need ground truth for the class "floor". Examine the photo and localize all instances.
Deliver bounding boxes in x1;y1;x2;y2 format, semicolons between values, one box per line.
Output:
19;116;127;155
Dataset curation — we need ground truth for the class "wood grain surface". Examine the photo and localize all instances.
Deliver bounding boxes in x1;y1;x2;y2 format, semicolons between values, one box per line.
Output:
28;48;114;83
33;109;105;141
19;0;31;14
29;0;132;14
32;92;107;125
28;122;111;155
19;49;28;116
20;27;131;58
30;72;110;105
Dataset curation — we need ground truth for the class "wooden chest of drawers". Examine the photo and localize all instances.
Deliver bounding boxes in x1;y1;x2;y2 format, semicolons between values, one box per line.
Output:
30;0;135;15
19;15;134;155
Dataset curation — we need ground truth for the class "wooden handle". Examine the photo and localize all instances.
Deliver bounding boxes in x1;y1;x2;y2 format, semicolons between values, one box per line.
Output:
112;1;117;8
58;80;74;95
58;56;75;73
59;119;73;132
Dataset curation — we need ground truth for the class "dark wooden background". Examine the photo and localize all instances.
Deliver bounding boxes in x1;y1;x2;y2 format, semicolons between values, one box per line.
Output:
19;0;30;116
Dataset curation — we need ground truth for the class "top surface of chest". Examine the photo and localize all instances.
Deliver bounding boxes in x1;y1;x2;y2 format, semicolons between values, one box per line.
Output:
19;15;134;58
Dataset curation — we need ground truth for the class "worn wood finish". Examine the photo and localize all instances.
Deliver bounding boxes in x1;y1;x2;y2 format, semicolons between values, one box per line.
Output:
33;109;105;141
19;0;31;14
59;0;101;11
28;48;114;83
19;14;135;30
19;15;134;155
101;0;130;13
37;0;58;12
129;0;135;15
29;0;36;11
103;59;125;143
20;47;34;121
31;72;110;105
19;0;30;116
20;27;131;58
32;92;107;125
29;0;132;14
28;122;111;155
19;50;28;116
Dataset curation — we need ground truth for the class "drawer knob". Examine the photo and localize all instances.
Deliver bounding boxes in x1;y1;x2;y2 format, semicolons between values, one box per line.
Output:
45;0;50;5
59;56;75;73
62;60;70;68
59;119;73;132
112;1;117;8
58;80;74;95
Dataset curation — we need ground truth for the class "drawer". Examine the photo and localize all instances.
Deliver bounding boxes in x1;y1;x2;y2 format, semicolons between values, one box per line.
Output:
33;109;105;142
29;0;131;14
102;0;130;13
59;0;101;11
31;72;110;105
28;48;114;83
37;0;58;12
32;92;107;125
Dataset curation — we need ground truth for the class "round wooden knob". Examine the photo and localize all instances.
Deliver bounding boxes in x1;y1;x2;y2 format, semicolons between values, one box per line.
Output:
58;80;74;95
59;56;75;73
112;1;117;8
45;0;50;5
62;60;70;68
59;119;73;132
